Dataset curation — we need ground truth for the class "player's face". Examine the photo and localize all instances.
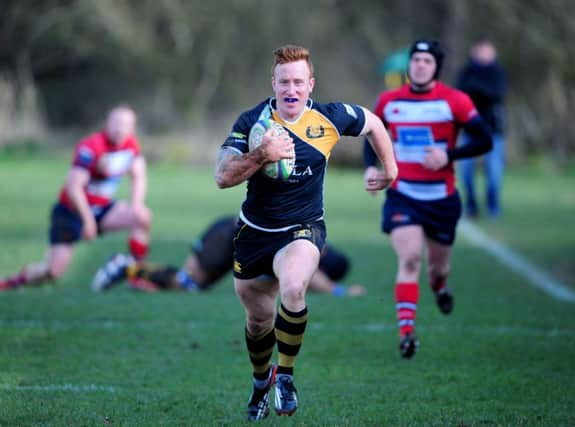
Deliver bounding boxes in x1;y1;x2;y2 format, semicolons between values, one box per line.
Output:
408;52;436;88
272;60;315;121
472;42;496;65
106;108;136;145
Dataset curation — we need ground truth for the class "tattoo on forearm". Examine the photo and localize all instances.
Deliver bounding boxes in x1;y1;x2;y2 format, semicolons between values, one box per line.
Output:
216;149;239;176
215;147;266;187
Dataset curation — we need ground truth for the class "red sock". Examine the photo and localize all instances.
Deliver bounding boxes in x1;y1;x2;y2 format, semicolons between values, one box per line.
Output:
395;282;419;336
129;238;148;261
0;270;27;289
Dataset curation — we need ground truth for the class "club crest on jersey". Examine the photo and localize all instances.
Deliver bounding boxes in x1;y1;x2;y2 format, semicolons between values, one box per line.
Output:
306;125;325;139
77;147;94;167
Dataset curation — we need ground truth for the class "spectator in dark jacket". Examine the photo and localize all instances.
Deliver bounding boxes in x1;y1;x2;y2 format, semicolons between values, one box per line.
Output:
457;38;507;218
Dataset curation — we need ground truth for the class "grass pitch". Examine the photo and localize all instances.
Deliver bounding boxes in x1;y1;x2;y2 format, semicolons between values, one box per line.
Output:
0;154;573;426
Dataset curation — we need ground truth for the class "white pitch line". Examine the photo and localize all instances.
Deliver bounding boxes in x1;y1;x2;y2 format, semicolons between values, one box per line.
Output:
459;219;575;303
0;319;571;337
353;323;575;337
0;384;117;393
0;319;210;330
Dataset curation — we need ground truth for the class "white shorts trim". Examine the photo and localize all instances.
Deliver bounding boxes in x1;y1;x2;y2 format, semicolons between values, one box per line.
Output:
396;180;448;201
239;210;323;233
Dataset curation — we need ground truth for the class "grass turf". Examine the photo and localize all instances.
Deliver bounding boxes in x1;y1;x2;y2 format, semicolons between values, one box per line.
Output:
0;155;573;426
460;161;575;287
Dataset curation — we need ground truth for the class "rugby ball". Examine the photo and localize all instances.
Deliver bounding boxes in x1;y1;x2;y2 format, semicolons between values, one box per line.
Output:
248;118;295;180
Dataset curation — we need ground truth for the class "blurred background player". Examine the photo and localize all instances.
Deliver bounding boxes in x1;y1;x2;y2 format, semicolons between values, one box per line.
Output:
0;106;151;290
456;37;507;218
363;40;492;359
92;215;366;297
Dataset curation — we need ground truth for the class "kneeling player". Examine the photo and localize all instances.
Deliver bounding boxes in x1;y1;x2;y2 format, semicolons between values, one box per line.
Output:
0;106;151;291
92;215;366;297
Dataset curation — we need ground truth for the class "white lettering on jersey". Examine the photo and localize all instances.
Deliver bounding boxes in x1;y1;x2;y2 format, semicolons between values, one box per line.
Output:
384;100;453;124
86;177;122;198
292;165;313;176
394;127;447;163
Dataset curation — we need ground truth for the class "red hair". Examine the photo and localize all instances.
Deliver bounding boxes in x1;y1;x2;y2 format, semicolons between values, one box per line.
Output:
272;45;314;77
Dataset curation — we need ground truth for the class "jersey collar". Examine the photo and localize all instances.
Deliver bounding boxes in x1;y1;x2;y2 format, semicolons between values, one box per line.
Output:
269;97;313;124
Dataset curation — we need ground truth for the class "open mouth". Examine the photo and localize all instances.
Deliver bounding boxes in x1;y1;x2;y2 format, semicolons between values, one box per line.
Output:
284;97;298;104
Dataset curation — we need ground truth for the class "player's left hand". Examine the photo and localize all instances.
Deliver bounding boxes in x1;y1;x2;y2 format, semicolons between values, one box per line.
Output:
423;147;449;171
82;217;98;241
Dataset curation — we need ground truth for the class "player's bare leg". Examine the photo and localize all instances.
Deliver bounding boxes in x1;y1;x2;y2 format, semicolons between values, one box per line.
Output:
426;237;454;314
235;277;279;336
0;244;74;290
308;269;366;297
271;239;319;416
391;226;425;358
235;277;279;420
100;201;151;260
273;239;319;311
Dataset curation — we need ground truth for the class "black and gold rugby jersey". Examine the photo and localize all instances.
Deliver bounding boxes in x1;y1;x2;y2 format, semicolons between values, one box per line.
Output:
222;97;365;230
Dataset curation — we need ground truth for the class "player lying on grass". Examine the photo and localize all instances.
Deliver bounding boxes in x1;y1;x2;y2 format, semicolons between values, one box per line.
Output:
0;106;151;291
92;215;366;297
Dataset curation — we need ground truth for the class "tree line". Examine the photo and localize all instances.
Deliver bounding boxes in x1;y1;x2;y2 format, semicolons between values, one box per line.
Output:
1;0;574;163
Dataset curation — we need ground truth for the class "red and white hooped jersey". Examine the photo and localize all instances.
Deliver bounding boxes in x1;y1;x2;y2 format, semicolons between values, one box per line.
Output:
58;131;141;210
374;82;478;201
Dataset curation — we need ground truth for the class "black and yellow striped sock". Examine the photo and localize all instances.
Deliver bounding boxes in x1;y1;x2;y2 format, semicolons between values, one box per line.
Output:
126;264;140;280
275;304;308;376
126;263;179;289
245;327;276;380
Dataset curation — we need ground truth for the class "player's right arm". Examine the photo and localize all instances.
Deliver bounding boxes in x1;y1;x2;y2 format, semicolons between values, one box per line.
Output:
65;167;97;240
215;128;293;189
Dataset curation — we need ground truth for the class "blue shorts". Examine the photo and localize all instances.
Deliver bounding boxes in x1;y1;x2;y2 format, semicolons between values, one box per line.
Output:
49;202;114;245
382;189;462;245
232;220;326;280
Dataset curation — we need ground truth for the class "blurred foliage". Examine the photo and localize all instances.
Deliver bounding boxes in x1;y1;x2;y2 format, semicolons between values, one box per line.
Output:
1;0;574;163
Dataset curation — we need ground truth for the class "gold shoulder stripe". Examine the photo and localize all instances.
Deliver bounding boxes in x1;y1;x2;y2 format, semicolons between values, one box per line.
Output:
273;110;340;158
